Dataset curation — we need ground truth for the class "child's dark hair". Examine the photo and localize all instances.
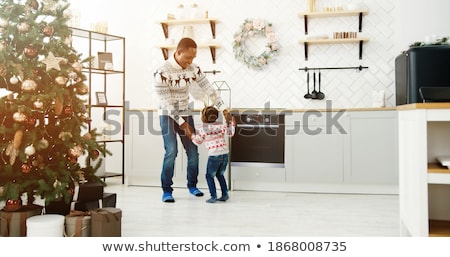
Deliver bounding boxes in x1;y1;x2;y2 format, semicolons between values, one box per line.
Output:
201;106;218;123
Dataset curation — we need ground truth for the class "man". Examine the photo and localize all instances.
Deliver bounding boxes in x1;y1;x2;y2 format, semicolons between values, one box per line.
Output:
154;37;226;203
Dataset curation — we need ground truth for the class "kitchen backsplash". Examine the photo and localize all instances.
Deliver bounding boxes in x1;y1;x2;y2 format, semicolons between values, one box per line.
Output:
70;0;397;110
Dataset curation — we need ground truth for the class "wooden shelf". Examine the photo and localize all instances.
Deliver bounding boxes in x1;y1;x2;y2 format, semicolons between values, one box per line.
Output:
298;10;369;35
158;18;219;39
428;163;450;184
157;44;220;63
429;220;450;237
298;38;369;60
299;38;369;44
299;10;369;18
428;163;450;173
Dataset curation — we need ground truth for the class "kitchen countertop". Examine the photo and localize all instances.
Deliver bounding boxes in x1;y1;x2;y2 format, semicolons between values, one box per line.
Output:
396;103;450;110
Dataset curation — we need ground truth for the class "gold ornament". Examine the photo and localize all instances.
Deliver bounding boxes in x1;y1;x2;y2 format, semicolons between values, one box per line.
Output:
37;138;49;149
9;76;19;84
33;99;44;109
53;178;62;188
21;79;37;92
54;76;68;86
17;22;30;33
75;83;88;95
42;52;66;71
54;96;63;115
13;112;27;122
5;130;23;165
58;132;73;141
0;18;8;27
71;62;82;72
24;145;36;156
68;145;83;158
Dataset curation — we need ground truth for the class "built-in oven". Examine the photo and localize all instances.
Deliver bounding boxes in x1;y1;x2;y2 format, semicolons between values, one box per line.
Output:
230;113;285;168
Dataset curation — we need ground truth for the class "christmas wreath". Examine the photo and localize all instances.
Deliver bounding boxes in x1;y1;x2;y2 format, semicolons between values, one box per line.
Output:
233;18;280;70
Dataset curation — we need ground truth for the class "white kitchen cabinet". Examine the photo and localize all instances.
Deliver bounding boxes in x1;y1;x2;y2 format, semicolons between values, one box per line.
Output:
288;111;345;184
343;110;398;189
284;109;398;194
125;110;209;189
126;109;398;194
398;103;450;237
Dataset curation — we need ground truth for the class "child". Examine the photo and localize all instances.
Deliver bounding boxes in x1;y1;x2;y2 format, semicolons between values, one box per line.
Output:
191;106;235;203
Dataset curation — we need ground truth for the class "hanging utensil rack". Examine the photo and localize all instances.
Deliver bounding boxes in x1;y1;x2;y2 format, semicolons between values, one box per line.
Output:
298;65;368;72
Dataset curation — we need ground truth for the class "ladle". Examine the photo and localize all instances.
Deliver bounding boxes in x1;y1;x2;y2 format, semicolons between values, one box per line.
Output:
304;72;312;99
311;71;318;99
317;70;325;100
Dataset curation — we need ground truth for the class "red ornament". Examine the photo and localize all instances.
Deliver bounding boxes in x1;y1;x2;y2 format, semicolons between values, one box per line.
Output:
92;149;100;159
24;45;38;58
67;155;78;164
42;25;54;37
5;199;22;211
63;105;73;116
29;0;39;10
26;117;37;127
21;163;32;173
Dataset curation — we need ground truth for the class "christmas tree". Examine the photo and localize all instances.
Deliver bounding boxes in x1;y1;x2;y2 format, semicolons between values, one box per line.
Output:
0;0;108;207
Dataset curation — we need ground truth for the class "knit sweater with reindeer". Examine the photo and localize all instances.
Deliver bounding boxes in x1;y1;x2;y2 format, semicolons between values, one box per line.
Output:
154;57;224;125
191;121;235;156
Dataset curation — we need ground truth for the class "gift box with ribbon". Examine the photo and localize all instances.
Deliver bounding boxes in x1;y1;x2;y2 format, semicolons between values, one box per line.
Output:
91;207;122;237
65;210;91;237
45;183;106;215
0;204;43;237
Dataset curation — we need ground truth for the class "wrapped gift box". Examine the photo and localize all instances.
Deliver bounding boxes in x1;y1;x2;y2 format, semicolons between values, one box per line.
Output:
45;190;111;216
0;204;43;237
91;207;121;237
65;212;91;237
72;181;104;202
71;193;117;212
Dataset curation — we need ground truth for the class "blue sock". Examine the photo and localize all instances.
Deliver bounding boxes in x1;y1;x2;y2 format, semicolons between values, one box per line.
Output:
162;192;175;202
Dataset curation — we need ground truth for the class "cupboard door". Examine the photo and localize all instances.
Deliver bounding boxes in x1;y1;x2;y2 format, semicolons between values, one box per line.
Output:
344;111;398;184
292;126;344;183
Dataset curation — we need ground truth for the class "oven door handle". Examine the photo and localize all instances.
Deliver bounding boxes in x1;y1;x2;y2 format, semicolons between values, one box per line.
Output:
236;124;280;129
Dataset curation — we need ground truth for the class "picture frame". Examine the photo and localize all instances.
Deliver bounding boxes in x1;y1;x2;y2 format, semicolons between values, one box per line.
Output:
97;52;113;70
96;92;108;105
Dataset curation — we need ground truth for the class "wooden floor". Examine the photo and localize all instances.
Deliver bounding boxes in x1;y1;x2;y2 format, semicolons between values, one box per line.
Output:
105;177;400;237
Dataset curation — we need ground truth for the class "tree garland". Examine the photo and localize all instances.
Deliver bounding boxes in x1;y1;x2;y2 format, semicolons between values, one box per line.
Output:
233;18;280;70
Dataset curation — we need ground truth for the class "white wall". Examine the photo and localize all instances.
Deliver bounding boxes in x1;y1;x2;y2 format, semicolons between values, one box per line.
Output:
68;0;450;109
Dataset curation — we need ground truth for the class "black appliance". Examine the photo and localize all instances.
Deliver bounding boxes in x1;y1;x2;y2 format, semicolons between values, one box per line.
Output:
395;45;450;105
230;114;285;168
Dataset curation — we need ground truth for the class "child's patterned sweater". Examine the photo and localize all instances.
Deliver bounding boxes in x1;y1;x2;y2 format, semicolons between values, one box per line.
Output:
191;121;235;156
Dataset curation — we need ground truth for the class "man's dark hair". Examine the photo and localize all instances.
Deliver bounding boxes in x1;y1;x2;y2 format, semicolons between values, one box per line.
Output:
177;37;197;51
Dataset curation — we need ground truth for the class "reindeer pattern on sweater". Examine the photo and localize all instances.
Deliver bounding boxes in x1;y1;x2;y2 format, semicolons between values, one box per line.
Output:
154;57;224;124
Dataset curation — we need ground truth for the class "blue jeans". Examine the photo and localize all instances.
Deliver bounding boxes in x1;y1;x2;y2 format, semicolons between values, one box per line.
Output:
159;115;199;193
205;154;229;198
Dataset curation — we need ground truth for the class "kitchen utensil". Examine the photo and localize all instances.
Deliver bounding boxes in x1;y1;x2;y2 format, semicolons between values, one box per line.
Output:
311;71;318;99
304;72;312;99
317;70;325;100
